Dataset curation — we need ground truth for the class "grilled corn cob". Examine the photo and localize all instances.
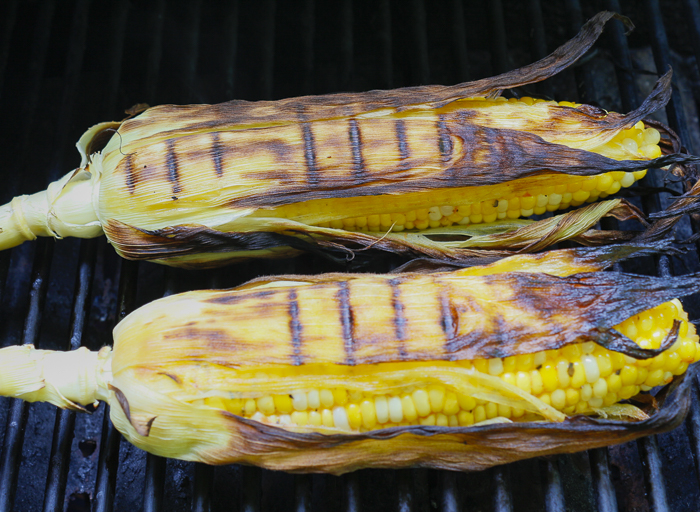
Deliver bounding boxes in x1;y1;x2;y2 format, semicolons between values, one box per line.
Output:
1;247;698;472
0;12;694;267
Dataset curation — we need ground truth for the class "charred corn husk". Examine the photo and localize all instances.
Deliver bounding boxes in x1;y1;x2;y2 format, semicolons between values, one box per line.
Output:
1;247;698;473
0;12;697;267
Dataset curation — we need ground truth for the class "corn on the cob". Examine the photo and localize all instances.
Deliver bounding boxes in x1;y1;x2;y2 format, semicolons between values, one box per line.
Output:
0;247;698;472
0;12;695;267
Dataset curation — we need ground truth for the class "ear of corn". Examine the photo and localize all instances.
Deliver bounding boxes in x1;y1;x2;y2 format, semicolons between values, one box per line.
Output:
0;246;698;472
0;12;696;267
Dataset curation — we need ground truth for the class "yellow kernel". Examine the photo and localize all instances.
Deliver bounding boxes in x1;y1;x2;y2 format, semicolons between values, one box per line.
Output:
309;411;322;426
428;386;446;413
485;402;498;419
607;373;622;394
571;361;586;388
415;209;428;221
473;406;486;423
436;414;449;427
402;395;418;422
420;414;436;426
593;378;608;398
257;396;275;415
355;217;367;228
320;389;334;408
274;394;294;414
360;400;377;429
521;195;536;209
516;353;534;371
679;339;697;362
367;215;380;226
551;389;566;409
291;411;309;426
596;174;614;191
412;389;431;416
580;177;598;191
458;410;474;426
457;394;476;411
503;356;517;373
333;388;348;406
566;388;580;406
603;393;618;407
380;213;392;227
443;392;460;415
244;399;257;416
596;354;613;378
226;398;244;415
645;369;665;388
204;396;226;410
562;344;582;360
541;363;558;392
322;409;334;427
515;371;531;394
580;384;593;402
635;367;649;385
473;359;489;373
530;370;544;395
618;385;637;400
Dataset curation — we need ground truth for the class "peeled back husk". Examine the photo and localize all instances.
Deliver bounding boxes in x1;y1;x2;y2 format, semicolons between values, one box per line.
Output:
0;11;698;267
0;245;698;473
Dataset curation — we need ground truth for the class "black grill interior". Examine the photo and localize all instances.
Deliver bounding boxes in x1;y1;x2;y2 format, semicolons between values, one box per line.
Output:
2;1;700;511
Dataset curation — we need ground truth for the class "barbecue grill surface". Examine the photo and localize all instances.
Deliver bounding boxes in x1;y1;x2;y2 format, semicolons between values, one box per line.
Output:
2;1;700;511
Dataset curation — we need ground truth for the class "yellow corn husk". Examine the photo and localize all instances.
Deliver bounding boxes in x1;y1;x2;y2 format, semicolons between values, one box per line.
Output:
1;246;698;473
0;12;696;267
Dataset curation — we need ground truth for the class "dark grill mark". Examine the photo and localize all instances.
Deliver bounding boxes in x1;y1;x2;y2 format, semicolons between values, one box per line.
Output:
389;278;408;357
349;119;366;179
437;115;452;161
438;286;455;340
124;153;136;194
337;282;356;365
289;289;303;366
302;123;319;186
166;139;182;195
395;119;409;160
211;132;224;177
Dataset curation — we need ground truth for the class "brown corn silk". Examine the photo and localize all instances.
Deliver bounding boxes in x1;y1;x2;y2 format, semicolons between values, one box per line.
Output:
0;11;698;267
95;245;698;472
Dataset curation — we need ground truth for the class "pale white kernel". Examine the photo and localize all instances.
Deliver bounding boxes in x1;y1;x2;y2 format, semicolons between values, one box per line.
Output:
308;390;320;409
389;396;404;423
620;172;635;188
375;396;389;423
497;199;509;212
548;193;562;206
428;207;442;221
582;355;600;384
292;390;307;411
440;205;454;216
536;194;549;207
333;407;351;431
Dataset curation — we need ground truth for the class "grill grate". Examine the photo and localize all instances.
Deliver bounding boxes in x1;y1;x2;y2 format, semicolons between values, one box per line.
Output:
1;1;700;511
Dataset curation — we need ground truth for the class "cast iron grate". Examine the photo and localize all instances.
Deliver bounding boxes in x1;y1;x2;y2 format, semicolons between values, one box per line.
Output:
1;1;700;511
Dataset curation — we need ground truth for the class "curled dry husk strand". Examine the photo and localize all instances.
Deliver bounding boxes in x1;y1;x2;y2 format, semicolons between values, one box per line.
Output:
0;12;698;267
0;244;698;473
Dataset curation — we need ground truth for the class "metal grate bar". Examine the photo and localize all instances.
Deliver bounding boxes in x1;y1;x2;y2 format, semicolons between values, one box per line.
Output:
241;466;262;512
42;240;97;512
183;0;203;102
104;1;131;115
605;0;639;111
343;471;359;512
590;448;619;512
0;239;53;512
440;471;458;512
397;470;412;512
492;465;513;512
93;259;139;512
192;464;214;512
646;0;693;149
541;458;566;512
637;435;671;511
142;455;166;512
340;0;353;91
684;0;700;70
294;474;312;512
